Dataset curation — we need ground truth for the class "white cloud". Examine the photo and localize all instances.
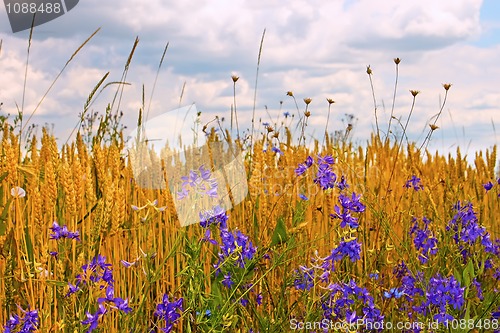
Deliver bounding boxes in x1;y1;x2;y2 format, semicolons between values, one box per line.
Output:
0;0;498;163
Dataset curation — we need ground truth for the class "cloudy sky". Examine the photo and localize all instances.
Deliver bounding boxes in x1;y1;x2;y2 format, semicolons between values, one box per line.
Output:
0;0;499;162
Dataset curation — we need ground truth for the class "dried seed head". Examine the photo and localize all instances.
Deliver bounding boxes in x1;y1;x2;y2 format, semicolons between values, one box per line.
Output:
286;91;294;97
366;65;373;75
394;57;401;65
442;83;452;91
303;98;312;105
326;98;335;105
410;90;420;97
346;124;353;131
266;126;274;133
304;111;311;117
272;132;279;139
429;124;439;131
231;75;239;83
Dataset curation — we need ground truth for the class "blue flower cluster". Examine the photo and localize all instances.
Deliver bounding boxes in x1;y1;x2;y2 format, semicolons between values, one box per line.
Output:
314;156;337;190
217;228;257;270
331;193;366;228
195;170;258;305
177;165;218;200
199;205;228;229
483;178;500;195
293;162;364;297
392;261;466;324
293;237;363;290
296;155;352;193
325;238;362;263
415;274;465;323
409;217;438;264
154;294;183;333
321;280;384;328
76;254;114;288
3;306;38;333
446;201;499;261
49;221;80;241
66;255;131;332
293;266;315;291
295;156;314;176
404;175;424;191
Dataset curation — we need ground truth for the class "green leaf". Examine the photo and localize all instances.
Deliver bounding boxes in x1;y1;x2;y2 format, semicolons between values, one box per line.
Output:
464;302;471;321
0;198;12;236
477;259;485;277
45;280;68;287
0;171;8;182
463;259;475;287
454;268;462;285
270;217;288;246
25;224;35;267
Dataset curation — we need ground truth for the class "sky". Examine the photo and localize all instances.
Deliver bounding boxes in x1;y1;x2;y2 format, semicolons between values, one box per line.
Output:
0;0;499;164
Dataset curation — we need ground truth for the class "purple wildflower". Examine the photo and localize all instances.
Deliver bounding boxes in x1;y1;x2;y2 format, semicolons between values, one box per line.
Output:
337;175;349;190
317;155;335;165
49;221;80;241
314;162;337;190
298;193;308;201
120;259;137;268
154;294;183;333
328;238;362;263
383;287;404;299
418;274;465;323
81;304;107;333
409;217;438;264
76;255;114;287
271;146;283;155
446;201;492;260
3;306;39;333
472;279;484;300
338;193;365;213
404;175;424;191
321;280;383;326
484;181;494;191
177;165;218;200
66;282;80;297
256;293;263;305
201;228;218;245
222;272;235;289
331;206;359;228
199;205;228;229
295;156;313;176
293;266;315;291
216;229;256;269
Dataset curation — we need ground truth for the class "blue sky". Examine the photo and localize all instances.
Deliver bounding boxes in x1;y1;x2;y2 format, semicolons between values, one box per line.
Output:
476;0;500;46
0;0;498;162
